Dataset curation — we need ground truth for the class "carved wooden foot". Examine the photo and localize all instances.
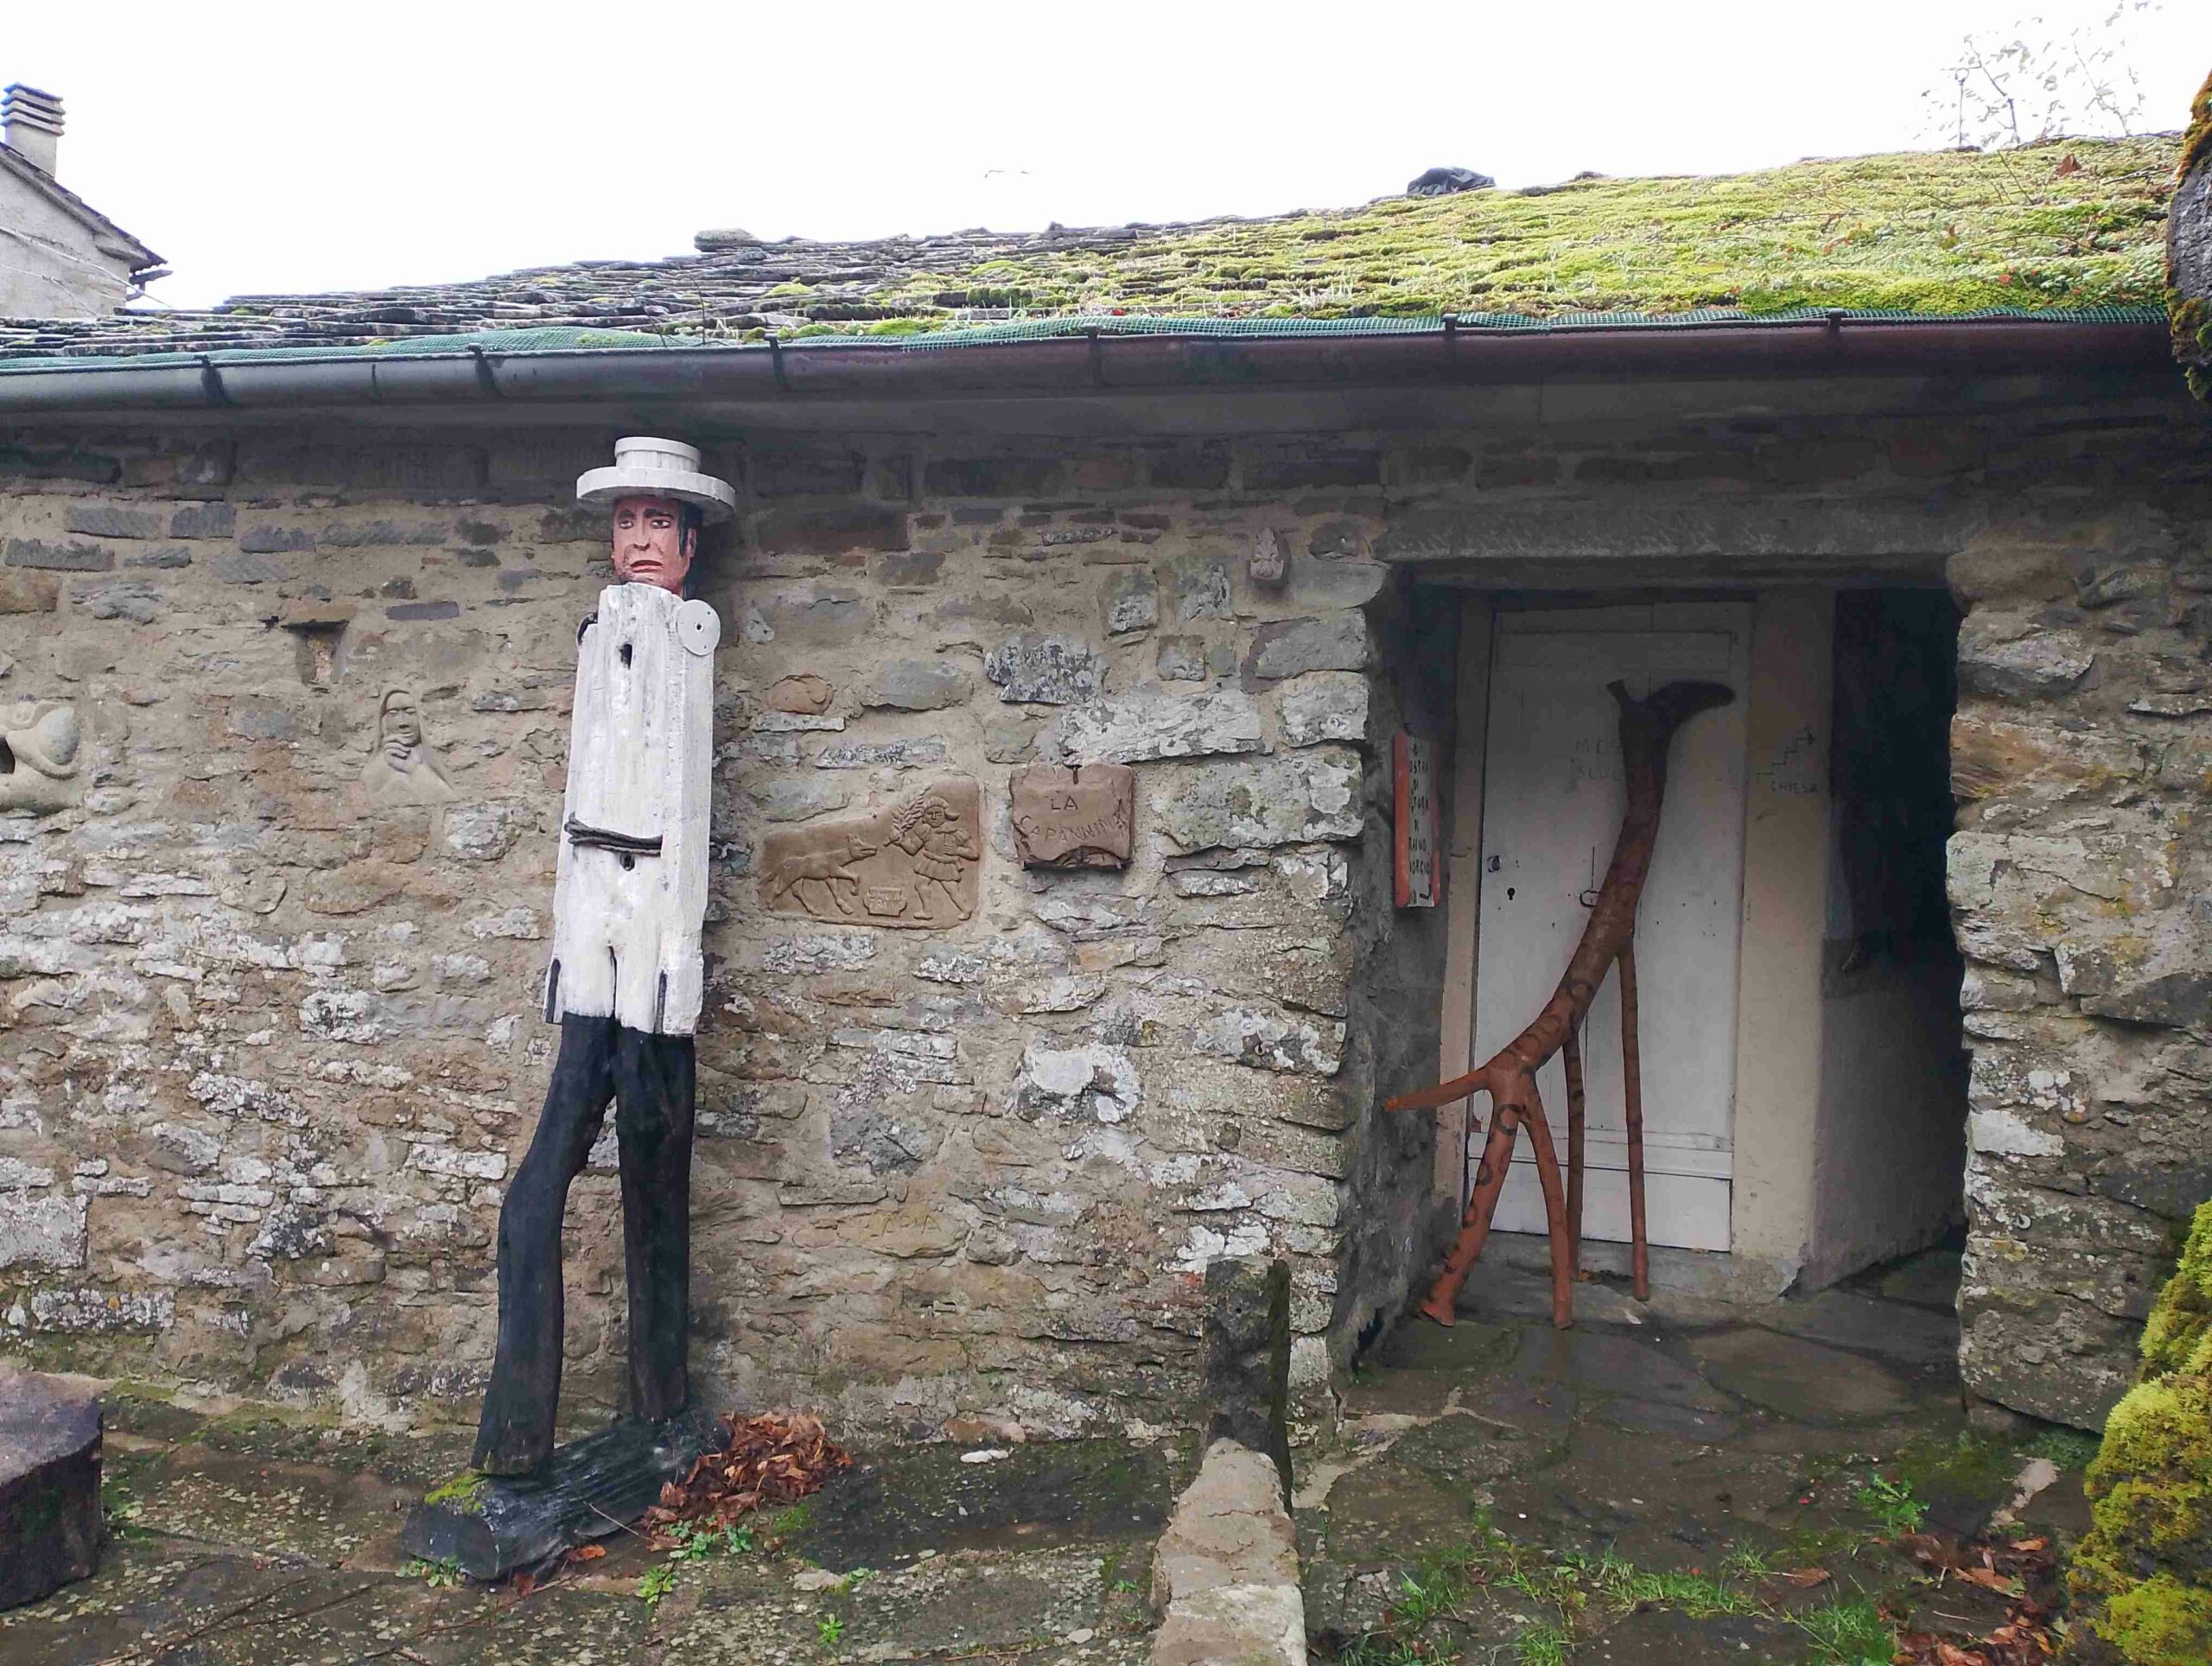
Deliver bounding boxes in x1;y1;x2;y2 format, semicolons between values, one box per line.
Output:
404;1407;721;1580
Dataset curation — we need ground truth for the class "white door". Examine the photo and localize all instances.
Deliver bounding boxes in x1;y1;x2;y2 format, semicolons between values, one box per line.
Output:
1473;606;1750;1252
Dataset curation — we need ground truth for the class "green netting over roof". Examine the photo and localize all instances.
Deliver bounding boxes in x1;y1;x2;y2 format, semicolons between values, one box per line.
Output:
0;306;2169;377
899;305;2168;346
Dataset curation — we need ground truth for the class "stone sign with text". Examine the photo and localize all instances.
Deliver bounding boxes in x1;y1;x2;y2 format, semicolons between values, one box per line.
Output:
1009;763;1136;869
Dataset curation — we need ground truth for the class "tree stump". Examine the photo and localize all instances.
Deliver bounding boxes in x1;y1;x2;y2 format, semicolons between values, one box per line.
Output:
402;1407;720;1580
0;1366;103;1610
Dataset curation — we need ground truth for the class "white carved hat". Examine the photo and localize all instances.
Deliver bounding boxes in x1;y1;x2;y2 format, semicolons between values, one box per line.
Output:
576;436;737;523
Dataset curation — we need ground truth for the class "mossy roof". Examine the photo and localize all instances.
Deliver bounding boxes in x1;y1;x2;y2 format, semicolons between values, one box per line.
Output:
0;135;2183;361
861;137;2179;325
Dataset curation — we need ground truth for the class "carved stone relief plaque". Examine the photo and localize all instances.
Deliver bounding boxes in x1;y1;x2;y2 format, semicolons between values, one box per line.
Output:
359;689;454;808
759;777;980;927
0;700;83;815
1009;763;1135;869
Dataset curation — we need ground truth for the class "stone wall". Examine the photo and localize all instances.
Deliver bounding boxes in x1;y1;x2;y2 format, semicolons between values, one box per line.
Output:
0;423;1440;1439
1;378;2208;1440
1948;517;2212;1429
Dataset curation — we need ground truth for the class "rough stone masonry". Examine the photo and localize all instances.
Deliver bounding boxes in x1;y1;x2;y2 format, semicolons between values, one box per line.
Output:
0;426;1447;1441
0;390;2208;1439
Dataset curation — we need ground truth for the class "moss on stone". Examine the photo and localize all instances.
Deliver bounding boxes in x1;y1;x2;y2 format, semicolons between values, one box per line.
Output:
2138;1208;2212;1378
423;1468;488;1514
2170;73;2212;395
2179;72;2212;182
2100;1576;2212;1666
840;138;2177;331
2070;1200;2212;1663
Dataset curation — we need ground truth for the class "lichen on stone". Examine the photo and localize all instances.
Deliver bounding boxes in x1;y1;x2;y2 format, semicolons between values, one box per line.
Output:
2069;1199;2212;1663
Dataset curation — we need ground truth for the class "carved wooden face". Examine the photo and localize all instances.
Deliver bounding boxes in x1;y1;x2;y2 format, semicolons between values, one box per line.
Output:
611;494;695;593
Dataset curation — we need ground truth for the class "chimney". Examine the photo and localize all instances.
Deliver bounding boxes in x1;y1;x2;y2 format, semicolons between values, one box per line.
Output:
3;85;63;177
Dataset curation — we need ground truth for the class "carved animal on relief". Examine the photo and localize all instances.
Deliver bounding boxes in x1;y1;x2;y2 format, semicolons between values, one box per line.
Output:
761;833;881;919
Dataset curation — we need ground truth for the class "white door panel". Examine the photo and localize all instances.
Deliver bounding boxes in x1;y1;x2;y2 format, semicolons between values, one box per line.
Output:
1473;609;1750;1253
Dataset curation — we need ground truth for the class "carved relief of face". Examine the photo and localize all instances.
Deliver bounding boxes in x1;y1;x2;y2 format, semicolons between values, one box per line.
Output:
611;494;695;593
381;691;421;760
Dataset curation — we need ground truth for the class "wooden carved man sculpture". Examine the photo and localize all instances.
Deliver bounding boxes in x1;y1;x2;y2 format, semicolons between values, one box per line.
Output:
474;437;732;1475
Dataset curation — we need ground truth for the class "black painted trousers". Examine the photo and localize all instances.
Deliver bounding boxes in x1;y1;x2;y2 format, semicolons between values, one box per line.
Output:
474;1014;695;1475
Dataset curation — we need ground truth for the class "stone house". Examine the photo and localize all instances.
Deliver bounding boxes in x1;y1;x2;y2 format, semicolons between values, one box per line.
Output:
0;136;2205;1440
0;86;164;321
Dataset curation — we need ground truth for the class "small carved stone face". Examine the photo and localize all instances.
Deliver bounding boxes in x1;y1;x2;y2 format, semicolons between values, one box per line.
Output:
381;692;421;758
611;494;695;593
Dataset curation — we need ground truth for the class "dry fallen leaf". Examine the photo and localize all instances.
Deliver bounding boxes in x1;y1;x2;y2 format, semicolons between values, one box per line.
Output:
566;1543;607;1563
2055;154;2081;177
640;1410;855;1536
2007;1537;2047;1554
1777;1567;1833;1587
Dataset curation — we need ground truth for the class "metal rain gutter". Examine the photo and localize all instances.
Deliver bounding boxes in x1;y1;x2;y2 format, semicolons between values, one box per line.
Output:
0;315;2173;416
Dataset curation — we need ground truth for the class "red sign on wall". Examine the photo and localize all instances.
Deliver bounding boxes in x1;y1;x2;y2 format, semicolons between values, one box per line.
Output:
1393;730;1440;909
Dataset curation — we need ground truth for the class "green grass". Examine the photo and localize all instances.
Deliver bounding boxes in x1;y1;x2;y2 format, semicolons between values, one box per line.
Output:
1515;1621;1570;1666
1325;1510;1929;1666
1795;1599;1896;1664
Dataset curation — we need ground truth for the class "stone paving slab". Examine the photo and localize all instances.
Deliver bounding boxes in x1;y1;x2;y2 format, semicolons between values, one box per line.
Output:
1687;1330;1914;1423
0;1389;1174;1666
1503;1326;1737;1413
1298;1263;2075;1664
130;1442;419;1566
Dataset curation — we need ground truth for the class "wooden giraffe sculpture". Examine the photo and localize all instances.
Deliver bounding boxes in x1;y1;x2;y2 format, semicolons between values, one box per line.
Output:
1389;677;1734;1329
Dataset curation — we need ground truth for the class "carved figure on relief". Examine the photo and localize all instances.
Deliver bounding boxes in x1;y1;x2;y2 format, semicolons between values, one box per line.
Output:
0;700;82;813
760;778;981;927
358;689;454;807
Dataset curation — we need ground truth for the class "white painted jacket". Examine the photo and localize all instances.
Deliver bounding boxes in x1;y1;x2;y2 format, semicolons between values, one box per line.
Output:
544;583;719;1035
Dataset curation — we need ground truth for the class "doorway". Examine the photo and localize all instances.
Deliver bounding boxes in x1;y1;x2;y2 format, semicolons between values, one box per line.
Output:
1475;604;1751;1253
1438;588;1967;1294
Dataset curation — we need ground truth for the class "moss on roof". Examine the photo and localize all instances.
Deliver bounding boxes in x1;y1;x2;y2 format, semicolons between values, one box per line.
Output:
839;137;2177;329
0;135;2184;364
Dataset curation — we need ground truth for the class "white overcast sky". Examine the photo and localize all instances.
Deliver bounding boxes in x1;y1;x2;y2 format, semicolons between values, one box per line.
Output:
10;0;2209;308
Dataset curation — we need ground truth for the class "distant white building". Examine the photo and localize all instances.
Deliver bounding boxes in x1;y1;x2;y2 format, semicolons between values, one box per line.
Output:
0;84;163;318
